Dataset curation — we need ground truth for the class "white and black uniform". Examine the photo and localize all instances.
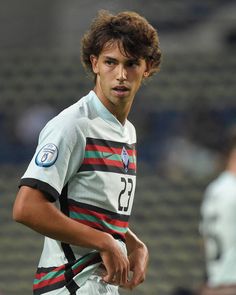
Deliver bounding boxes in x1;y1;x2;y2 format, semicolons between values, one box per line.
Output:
20;91;137;294
200;172;236;287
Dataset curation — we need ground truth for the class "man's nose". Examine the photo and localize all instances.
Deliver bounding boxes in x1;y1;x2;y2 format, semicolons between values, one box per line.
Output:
117;65;127;81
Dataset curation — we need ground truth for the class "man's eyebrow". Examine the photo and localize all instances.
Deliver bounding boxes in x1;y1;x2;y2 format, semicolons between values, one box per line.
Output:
104;56;140;63
104;56;117;61
127;58;140;62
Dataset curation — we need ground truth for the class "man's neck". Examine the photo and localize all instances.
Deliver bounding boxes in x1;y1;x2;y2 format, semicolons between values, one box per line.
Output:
93;87;132;125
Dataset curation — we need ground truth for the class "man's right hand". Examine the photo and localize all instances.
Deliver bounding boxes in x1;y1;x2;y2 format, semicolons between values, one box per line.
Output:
100;238;130;286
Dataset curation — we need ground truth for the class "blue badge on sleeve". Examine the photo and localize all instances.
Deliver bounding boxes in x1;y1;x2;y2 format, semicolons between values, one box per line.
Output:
35;143;59;167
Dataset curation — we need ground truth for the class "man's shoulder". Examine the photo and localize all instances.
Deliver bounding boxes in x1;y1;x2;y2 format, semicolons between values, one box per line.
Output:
212;172;236;187
39;92;94;140
205;172;236;200
51;92;93;125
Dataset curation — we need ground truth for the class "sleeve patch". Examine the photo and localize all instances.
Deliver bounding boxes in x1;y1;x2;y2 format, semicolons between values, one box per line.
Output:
35;143;59;167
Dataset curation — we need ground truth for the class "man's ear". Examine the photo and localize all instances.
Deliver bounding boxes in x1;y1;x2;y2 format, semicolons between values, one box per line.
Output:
143;61;152;78
90;55;99;74
143;71;150;78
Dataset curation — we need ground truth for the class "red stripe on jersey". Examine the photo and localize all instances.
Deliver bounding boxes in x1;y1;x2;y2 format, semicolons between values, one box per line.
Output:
69;206;128;228
33;273;65;290
35;265;66;280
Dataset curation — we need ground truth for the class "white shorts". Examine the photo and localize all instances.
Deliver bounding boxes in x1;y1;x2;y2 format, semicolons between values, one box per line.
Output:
76;275;119;295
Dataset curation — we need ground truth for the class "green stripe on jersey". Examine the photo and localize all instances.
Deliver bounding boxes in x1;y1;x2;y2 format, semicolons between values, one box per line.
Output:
34;269;64;284
70;212;128;233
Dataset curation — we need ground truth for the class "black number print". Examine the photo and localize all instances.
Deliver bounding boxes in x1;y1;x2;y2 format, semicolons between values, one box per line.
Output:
118;177;133;212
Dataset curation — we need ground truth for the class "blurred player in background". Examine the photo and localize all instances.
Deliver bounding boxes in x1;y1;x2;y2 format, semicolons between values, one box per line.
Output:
13;10;161;295
199;127;236;295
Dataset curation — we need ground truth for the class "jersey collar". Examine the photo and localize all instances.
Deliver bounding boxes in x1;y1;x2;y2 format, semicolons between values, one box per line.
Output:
90;90;127;130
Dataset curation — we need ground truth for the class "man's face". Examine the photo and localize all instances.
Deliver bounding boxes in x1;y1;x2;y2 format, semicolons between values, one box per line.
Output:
90;41;149;116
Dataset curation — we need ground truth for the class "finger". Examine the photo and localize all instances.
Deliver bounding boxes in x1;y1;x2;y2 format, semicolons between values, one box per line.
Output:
121;260;130;286
102;264;115;284
103;273;121;286
112;258;129;286
111;266;125;286
103;263;129;286
102;270;115;284
122;271;144;290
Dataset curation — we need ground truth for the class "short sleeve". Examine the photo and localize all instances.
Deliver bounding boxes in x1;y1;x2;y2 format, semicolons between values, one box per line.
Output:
19;117;86;201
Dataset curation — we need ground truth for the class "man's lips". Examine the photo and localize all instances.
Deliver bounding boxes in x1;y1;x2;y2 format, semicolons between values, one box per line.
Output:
112;86;129;92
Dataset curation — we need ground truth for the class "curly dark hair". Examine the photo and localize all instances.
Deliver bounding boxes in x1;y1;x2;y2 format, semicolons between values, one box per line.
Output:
81;10;162;79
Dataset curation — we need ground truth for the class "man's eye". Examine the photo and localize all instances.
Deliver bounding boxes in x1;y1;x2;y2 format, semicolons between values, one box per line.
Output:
105;60;115;65
127;61;140;67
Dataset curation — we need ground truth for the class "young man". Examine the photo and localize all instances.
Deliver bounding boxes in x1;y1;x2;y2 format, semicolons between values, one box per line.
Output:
13;10;161;295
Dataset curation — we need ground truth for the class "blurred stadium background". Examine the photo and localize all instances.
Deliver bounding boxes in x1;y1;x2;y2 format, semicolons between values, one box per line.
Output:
0;0;236;294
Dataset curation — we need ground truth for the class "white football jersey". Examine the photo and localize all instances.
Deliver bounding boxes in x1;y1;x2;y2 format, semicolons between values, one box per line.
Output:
20;91;137;294
200;172;236;287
